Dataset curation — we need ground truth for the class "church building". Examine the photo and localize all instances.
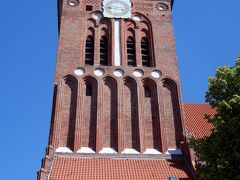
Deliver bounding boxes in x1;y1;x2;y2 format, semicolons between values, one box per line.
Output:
38;0;215;179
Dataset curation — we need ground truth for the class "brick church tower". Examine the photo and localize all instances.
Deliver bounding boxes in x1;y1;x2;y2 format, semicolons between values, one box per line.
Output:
38;0;197;179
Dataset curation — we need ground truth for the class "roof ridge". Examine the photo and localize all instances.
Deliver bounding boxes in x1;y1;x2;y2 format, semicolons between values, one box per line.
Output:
54;153;186;161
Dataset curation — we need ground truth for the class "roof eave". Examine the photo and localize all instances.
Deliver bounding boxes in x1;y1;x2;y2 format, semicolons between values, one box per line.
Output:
56;0;175;29
57;0;63;33
171;0;174;9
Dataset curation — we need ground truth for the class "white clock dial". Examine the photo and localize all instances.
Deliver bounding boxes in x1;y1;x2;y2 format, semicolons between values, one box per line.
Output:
103;0;131;19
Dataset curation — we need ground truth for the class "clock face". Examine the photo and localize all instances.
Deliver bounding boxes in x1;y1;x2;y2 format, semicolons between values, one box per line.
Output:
103;0;131;19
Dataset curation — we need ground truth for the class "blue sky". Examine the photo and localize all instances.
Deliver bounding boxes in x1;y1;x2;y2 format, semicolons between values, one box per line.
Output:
0;1;239;179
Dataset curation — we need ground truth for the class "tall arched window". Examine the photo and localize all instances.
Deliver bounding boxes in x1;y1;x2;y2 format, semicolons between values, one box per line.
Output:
100;36;108;66
85;35;94;65
141;37;151;67
127;37;136;66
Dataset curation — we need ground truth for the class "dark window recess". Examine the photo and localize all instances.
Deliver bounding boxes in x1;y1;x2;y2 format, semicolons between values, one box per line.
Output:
141;37;151;67
100;36;108;66
144;86;151;97
127;37;136;66
86;5;93;11
85;36;94;65
86;84;92;96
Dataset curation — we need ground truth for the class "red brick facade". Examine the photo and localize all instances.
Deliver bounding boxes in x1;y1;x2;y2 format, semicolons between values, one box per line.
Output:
38;0;198;179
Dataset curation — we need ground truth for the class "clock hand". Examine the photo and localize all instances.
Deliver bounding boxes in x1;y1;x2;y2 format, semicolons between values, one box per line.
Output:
108;6;124;11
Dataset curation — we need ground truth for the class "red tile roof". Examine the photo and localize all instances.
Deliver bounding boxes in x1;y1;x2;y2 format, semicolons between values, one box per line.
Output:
49;156;195;180
184;104;216;139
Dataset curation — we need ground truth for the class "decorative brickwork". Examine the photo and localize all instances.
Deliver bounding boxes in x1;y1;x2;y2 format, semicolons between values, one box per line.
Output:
38;0;197;179
47;74;185;154
134;2;154;12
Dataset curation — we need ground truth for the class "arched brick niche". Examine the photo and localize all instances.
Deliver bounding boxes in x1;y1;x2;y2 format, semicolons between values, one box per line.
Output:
122;77;140;152
48;84;57;146
81;76;98;151
101;76;118;151
60;75;78;151
142;78;162;152
162;78;182;151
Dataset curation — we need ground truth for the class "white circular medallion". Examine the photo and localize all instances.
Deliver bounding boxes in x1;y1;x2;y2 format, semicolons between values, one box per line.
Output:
133;69;144;78
157;3;169;11
133;15;141;21
66;0;80;7
113;69;124;77
151;70;162;78
94;68;105;77
92;13;103;20
74;67;85;76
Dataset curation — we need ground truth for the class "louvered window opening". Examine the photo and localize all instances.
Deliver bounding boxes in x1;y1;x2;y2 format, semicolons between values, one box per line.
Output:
144;86;151;97
100;36;108;66
85;36;94;65
141;37;151;67
127;37;136;66
86;84;92;96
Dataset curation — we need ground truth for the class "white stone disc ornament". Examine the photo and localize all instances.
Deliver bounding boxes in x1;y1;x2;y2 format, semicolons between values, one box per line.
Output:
133;69;144;78
66;0;80;7
92;13;103;20
133;15;141;22
157;3;169;11
74;67;85;76
94;68;105;77
113;69;124;77
151;70;162;78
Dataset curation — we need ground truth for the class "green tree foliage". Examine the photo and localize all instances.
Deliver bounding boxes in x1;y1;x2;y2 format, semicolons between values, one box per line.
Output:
191;57;240;180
